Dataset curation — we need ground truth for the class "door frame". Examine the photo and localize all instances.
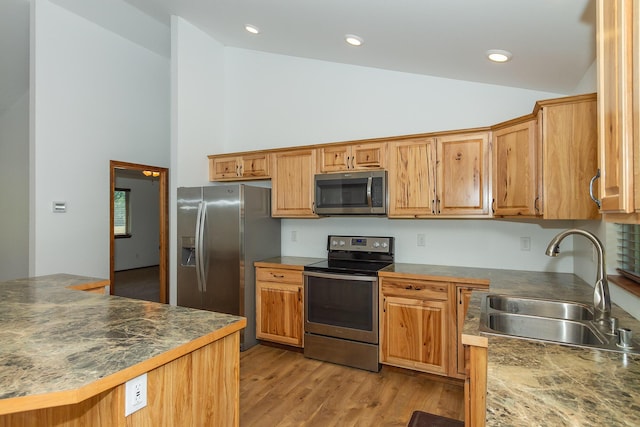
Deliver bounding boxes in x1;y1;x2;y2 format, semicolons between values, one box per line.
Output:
110;160;169;303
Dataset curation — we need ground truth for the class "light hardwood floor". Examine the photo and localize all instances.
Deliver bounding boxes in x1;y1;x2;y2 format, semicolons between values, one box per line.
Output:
240;344;464;427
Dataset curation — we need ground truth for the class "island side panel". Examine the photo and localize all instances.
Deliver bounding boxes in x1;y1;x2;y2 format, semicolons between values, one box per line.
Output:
0;331;240;427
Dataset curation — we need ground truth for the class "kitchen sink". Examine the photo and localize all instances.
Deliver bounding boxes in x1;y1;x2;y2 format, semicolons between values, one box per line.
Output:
486;294;593;320
484;312;605;346
479;294;639;354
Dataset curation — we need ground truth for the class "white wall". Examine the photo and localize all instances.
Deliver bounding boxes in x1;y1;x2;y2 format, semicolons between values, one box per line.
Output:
170;16;226;303
223;48;564;152
30;0;169;278
0;92;29;280
114;175;160;271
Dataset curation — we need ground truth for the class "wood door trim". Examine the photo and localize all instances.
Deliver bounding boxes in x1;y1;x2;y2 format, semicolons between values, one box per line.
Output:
110;160;169;304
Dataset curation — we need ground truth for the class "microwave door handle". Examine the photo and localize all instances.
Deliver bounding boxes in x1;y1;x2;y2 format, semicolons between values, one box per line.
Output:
366;176;373;208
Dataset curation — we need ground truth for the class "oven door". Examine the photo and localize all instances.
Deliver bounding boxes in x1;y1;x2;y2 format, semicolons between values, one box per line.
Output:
304;271;378;344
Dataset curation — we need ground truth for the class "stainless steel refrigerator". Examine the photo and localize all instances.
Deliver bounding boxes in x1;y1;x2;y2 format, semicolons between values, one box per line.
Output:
177;184;281;351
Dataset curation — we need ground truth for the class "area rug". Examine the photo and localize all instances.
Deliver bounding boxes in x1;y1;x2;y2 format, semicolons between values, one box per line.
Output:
407;410;464;427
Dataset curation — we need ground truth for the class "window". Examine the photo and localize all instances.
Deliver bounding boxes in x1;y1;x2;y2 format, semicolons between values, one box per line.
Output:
114;188;131;238
617;223;640;282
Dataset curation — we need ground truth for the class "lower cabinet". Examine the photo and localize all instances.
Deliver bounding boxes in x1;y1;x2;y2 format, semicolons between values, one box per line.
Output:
255;266;304;347
379;277;449;375
464;344;488;427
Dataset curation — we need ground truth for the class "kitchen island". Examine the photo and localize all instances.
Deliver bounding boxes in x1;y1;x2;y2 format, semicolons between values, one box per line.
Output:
0;274;246;426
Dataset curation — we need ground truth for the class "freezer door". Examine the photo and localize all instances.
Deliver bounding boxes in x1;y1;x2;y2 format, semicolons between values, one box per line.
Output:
177;187;204;309
202;185;241;316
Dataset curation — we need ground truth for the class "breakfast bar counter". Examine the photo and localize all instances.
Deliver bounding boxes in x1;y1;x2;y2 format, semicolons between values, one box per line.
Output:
0;274;246;425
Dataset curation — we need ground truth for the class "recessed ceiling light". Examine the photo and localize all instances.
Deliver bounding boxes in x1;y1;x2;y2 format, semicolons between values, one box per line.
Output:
345;34;364;47
245;24;260;35
486;49;512;63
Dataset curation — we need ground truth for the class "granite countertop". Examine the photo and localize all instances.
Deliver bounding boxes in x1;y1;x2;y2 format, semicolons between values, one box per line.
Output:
255;256;325;269
0;274;245;412
458;268;640;427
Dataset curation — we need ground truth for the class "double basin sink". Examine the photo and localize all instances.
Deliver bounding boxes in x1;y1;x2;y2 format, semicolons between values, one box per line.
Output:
479;294;639;354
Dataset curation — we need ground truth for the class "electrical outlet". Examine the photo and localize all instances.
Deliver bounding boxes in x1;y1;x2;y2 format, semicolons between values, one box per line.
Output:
520;237;531;251
125;373;147;416
291;230;298;242
417;233;426;247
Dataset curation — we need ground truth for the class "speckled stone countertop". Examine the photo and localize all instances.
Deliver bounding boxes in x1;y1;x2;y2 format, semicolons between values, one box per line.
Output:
0;274;245;413
455;268;640;427
255;256;325;269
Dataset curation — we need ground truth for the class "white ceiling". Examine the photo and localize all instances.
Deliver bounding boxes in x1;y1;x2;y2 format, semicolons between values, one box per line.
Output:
0;0;596;115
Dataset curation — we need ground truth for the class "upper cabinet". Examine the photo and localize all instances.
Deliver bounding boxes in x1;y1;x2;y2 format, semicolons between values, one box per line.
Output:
317;142;386;173
492;120;539;216
209;153;270;181
271;149;318;218
596;0;639;219
388;132;490;218
492;94;600;220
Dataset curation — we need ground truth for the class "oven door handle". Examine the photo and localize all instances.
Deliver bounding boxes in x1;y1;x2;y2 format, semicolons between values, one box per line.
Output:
303;270;378;282
366;176;373;208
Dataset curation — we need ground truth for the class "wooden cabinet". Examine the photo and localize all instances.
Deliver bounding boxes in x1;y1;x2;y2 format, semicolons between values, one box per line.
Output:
596;0;639;218
255;266;304;347
464;344;488;427
379;276;449;375
271;149;317;217
452;284;486;379
388;132;491;218
492;120;539;216
317;142;386;172
209;153;270;181
492;94;600;219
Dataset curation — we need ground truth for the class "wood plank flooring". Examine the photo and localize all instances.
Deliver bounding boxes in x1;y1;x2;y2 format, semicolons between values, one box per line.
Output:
113;266;160;302
240;344;464;427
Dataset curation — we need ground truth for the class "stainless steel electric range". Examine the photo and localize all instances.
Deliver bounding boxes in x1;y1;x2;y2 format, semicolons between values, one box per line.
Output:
303;235;394;372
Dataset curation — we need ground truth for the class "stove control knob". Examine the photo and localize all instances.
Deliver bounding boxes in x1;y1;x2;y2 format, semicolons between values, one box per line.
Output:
339;240;346;246
331;240;338;246
381;242;388;248
373;241;380;248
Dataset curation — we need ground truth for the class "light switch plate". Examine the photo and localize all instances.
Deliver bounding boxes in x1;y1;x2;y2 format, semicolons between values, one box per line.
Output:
125;373;147;416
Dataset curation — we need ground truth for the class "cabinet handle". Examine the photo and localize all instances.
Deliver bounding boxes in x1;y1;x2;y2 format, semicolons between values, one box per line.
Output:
491;198;496;214
534;196;541;214
431;199;436;215
298;288;302;302
436;198;441;214
271;274;285;278
351;156;355;169
589;169;601;209
312;201;316;214
383;297;386;313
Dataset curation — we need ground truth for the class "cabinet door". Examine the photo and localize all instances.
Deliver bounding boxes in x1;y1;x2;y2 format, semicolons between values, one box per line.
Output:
271;149;317;217
597;0;635;213
317;145;350;172
256;281;303;347
240;154;270;179
387;138;437;217
351;143;385;170
381;295;448;375
437;132;491;216
541;100;600;219
210;156;240;180
456;287;474;378
492;121;539;216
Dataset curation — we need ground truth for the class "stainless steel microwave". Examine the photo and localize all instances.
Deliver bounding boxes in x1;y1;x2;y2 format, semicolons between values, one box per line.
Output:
314;170;387;215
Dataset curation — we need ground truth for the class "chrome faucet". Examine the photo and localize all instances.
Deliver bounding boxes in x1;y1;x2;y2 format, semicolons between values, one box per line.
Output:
545;228;612;324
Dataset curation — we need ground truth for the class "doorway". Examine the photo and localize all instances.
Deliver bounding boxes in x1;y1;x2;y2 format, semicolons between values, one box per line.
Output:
110;160;169;303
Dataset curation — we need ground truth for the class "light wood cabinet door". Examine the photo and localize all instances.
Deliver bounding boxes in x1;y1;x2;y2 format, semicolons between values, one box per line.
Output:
540;99;600;219
271;149;317;217
437;132;491;216
209;153;270;181
381;295;448;375
317;143;385;172
492;120;539;216
597;0;635;213
387;138;437;217
455;286;474;378
255;268;304;347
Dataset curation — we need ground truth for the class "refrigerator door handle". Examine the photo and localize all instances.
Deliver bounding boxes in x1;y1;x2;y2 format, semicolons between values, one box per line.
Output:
194;201;205;293
199;204;208;292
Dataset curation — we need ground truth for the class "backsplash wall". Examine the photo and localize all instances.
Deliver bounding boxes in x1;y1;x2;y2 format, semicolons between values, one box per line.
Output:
281;217;576;273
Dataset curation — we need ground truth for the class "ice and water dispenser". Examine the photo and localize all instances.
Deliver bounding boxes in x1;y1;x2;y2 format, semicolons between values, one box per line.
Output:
181;236;196;267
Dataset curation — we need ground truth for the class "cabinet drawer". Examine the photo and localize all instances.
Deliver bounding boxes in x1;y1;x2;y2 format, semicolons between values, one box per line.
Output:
381;278;449;300
256;268;303;284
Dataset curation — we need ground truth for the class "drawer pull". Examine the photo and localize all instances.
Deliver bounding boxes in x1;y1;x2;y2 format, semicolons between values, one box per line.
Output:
271;274;285;278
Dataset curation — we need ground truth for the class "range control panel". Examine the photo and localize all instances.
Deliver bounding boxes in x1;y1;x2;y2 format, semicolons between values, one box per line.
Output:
327;235;393;254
